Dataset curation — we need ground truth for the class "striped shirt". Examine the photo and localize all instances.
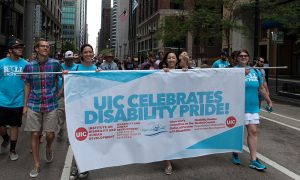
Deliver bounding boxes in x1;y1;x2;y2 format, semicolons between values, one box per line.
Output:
23;58;62;112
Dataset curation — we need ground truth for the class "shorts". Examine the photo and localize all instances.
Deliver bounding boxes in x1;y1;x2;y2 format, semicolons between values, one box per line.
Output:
24;108;58;132
245;113;260;125
0;106;23;127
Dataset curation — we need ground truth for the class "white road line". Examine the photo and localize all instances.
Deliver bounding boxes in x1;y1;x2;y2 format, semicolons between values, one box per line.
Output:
261;115;300;132
261;109;300;122
61;145;73;180
243;145;300;180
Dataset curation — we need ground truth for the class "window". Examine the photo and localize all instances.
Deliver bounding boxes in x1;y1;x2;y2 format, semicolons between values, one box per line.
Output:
170;0;183;10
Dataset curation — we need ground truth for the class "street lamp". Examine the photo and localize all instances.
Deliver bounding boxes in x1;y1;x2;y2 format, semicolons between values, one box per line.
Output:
123;43;127;59
42;21;51;41
60;35;64;54
136;33;141;64
119;45;122;59
53;29;59;56
148;26;156;51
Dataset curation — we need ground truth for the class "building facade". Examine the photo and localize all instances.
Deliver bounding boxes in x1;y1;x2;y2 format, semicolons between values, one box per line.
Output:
61;0;77;49
0;0;25;58
24;0;62;58
110;0;117;51
98;0;111;53
77;0;87;51
115;0;129;59
129;0;221;64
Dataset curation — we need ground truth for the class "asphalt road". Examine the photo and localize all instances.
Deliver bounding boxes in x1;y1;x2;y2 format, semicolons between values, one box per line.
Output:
0;99;299;180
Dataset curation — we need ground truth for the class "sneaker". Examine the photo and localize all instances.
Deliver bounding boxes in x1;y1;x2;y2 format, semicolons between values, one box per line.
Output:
29;166;40;178
164;166;173;175
78;171;89;179
249;159;266;171
9;150;19;161
231;152;240;165
69;166;78;180
45;149;54;163
0;140;9;153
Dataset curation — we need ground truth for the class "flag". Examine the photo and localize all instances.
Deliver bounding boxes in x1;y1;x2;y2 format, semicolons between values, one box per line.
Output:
119;10;128;22
132;0;138;12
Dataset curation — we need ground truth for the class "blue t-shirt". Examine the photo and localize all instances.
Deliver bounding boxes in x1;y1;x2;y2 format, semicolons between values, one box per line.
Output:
61;63;78;71
58;63;78;91
0;57;28;107
212;59;230;68
72;64;97;71
235;66;263;113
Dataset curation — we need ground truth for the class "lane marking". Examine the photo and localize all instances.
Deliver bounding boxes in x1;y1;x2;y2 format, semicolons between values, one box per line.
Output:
261;109;300;122
261;116;300;132
61;145;73;180
243;145;300;180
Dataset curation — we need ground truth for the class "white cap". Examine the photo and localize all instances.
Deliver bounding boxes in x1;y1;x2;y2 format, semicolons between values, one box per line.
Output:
65;51;74;59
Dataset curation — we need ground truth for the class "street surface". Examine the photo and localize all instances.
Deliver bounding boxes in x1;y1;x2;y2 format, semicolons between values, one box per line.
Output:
0;100;299;180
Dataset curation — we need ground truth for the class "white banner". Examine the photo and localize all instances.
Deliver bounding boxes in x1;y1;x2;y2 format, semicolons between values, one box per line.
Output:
64;69;245;172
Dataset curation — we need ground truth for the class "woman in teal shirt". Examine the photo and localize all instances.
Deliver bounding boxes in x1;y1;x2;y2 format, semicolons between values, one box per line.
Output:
232;49;272;171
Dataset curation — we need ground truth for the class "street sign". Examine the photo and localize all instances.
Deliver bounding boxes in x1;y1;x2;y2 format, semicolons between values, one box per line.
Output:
272;31;284;44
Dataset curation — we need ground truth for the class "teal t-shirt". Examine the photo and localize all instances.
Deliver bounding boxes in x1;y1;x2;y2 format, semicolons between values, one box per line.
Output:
58;63;78;91
0;57;28;107
61;63;78;71
235;66;263;113
72;64;97;71
212;59;230;68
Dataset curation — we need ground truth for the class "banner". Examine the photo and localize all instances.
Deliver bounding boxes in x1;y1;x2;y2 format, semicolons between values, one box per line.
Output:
64;69;245;172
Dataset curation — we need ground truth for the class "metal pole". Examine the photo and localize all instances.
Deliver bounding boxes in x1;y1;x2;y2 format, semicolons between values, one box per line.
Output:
276;44;279;93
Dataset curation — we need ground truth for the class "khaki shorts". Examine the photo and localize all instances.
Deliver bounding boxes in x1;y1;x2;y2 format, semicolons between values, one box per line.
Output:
24;108;58;132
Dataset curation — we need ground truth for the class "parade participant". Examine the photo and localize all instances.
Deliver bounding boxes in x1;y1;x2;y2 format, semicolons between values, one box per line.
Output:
160;52;181;175
212;51;230;68
178;54;191;69
140;52;159;70
232;49;272;171
23;39;63;178
0;38;28;161
100;52;118;70
56;51;78;139
69;44;100;180
253;57;269;108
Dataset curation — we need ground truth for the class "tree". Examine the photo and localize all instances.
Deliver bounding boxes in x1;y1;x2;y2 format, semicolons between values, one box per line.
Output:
260;0;300;43
62;41;76;53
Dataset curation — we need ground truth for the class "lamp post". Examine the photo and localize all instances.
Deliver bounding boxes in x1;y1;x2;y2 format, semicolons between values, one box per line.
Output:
119;45;122;59
123;43;127;59
53;29;59;56
136;33;141;65
43;21;51;41
148;27;156;52
60;35;64;54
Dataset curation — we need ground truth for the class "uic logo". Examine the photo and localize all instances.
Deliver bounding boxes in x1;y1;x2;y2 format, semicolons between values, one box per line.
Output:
226;116;236;128
75;127;88;141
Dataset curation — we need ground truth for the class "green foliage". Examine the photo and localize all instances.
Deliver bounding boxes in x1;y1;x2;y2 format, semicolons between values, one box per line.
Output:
62;41;76;53
260;0;300;43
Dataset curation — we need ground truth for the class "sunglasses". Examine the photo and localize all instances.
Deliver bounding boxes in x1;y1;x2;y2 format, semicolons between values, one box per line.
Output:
239;55;249;58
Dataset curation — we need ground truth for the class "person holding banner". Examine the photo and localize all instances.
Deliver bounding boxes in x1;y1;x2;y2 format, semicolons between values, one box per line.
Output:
23;39;63;178
232;49;272;171
69;43;100;179
160;51;181;175
0;38;28;161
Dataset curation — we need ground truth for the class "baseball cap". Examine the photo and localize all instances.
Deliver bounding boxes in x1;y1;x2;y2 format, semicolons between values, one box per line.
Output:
7;38;25;49
65;51;74;59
